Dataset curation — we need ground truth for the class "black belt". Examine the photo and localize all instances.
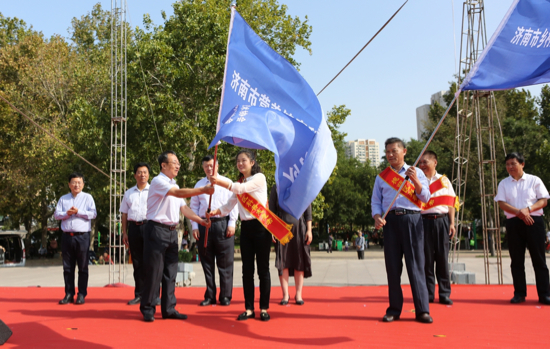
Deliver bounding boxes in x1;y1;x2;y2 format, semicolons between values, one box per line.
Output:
150;221;178;231
201;216;228;222
129;220;148;226
63;231;89;236
422;213;447;220
388;209;421;216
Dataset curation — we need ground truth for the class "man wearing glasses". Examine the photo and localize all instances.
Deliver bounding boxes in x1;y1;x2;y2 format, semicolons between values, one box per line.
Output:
140;150;214;322
55;173;97;305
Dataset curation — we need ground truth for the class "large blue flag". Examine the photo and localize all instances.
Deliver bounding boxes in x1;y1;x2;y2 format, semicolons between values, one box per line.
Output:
461;0;550;91
211;8;336;219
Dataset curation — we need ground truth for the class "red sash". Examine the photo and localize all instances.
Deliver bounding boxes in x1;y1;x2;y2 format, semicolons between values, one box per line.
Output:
423;176;459;211
237;193;294;245
378;167;422;209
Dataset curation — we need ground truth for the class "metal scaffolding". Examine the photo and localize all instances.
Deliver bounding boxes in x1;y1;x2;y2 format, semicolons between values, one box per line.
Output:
109;0;128;285
451;0;504;284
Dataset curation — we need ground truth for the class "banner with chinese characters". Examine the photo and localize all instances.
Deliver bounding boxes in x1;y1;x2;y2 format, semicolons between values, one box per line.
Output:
461;0;550;91
212;7;336;220
237;192;294;245
378;167;423;209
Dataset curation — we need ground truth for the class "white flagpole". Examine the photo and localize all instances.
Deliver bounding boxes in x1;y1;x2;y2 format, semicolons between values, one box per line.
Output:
379;90;460;222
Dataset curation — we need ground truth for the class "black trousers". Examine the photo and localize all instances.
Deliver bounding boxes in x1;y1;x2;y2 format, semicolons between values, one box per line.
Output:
240;219;272;311
357;250;364;259
128;222;146;298
61;232;90;297
422;215;451;300
140;221;179;318
506;216;550;299
384;213;430;316
198;217;235;301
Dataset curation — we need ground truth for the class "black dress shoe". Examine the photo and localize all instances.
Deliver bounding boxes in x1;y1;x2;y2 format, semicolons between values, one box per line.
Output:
143;315;155;322
510;295;526;304
415;312;433;324
382;314;399;322
154;298;161;306
128;297;141;305
59;294;74;305
539;296;550;305
163;312;187;320
200;299;215;306
260;312;270;322
220;297;231;306
237;311;255;321
439;296;453;305
279;299;289;305
75;294;85;305
295;297;304;306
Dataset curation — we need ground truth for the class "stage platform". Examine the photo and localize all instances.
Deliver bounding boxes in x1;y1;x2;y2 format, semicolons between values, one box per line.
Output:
0;285;546;348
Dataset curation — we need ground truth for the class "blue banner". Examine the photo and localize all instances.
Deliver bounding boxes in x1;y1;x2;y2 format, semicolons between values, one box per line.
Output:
461;0;550;91
212;8;336;219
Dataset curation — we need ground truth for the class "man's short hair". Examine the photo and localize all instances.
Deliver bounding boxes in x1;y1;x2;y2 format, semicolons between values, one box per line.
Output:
134;162;151;174
68;172;84;183
385;137;405;149
158;150;177;168
422;150;438;161
505;152;525;164
202;155;215;163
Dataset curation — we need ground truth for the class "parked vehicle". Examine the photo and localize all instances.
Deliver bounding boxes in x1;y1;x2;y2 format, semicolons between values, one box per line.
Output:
0;230;26;267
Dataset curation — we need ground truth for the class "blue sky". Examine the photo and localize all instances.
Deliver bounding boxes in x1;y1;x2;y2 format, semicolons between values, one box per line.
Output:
1;1;544;157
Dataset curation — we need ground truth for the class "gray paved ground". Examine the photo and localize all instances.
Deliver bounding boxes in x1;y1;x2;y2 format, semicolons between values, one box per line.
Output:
2;248;549;289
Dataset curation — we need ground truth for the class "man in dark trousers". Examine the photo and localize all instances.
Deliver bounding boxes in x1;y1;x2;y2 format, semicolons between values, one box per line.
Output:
371;138;432;323
190;155;238;306
494;152;550;305
55;173;97;305
120;162;159;306
140;151;213;322
418;151;456;305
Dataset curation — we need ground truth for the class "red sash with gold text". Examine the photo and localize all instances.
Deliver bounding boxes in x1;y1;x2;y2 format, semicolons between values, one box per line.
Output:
422;176;459;211
237;193;294;245
378;167;423;209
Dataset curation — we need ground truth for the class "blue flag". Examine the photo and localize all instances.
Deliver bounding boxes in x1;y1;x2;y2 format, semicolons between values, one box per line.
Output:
461;0;550;91
211;8;337;219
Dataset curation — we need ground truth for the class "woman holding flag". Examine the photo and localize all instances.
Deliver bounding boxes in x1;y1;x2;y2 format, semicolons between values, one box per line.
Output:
207;150;272;321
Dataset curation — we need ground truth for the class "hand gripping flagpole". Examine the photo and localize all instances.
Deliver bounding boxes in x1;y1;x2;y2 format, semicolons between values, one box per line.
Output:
377;91;460;226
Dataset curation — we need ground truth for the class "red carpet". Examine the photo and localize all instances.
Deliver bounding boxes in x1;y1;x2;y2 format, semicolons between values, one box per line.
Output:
0;285;546;348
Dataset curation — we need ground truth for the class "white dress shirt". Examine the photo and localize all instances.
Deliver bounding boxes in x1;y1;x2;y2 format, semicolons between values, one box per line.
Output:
218;173;268;221
146;172;186;225
494;172;550;219
54;192;97;232
422;172;456;215
189;175;238;230
119;184;150;221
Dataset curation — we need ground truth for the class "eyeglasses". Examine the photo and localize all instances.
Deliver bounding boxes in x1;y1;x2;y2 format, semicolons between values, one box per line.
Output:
165;161;181;167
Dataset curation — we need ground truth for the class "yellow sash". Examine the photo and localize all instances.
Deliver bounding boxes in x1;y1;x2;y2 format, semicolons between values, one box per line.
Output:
378;167;423;209
237;193;294;245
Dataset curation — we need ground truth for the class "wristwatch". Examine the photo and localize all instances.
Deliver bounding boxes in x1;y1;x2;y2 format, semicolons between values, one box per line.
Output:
528;206;532;212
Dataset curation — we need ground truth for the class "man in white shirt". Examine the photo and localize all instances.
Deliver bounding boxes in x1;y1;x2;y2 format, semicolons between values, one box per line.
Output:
140;151;213;322
54;173;97;305
190;155;238;306
494;152;550;305
120;162;159;306
418;151;456;305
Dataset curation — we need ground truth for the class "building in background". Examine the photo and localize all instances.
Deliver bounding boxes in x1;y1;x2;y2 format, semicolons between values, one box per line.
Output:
416;90;448;140
345;139;380;167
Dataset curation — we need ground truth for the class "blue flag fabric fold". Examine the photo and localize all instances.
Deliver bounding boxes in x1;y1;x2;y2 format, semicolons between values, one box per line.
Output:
212;8;337;219
461;0;550;91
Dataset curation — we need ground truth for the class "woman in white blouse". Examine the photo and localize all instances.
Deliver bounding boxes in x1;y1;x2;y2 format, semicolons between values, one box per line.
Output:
207;150;272;321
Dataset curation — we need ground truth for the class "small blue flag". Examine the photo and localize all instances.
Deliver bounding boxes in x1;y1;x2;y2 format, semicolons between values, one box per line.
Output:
461;0;550;91
212;8;337;219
